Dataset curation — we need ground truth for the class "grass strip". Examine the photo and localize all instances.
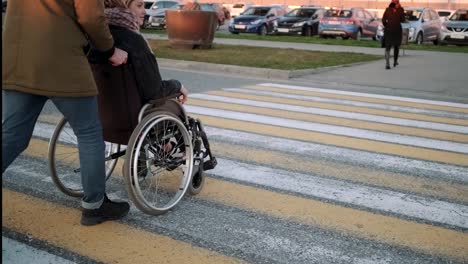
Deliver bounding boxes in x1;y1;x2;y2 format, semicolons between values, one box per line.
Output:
147;39;381;70
142;29;468;53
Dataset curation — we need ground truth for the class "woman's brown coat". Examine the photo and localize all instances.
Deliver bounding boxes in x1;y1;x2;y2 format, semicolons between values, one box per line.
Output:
2;0;114;97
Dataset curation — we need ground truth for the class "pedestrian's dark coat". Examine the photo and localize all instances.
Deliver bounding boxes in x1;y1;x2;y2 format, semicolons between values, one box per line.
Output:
2;0;114;97
88;25;182;144
382;5;406;47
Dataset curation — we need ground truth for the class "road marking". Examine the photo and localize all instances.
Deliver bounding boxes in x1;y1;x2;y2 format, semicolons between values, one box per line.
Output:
259;83;468;112
189;96;468;142
22;138;468;228
211;158;468;229
186;105;468;154
209;141;468;204
32;121;468;184
192;114;468;166
2;189;243;264
17;138;468;261
207;90;468;126
237;87;468;119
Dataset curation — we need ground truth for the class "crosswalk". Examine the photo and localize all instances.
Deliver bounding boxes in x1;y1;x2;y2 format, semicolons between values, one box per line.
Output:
3;83;468;263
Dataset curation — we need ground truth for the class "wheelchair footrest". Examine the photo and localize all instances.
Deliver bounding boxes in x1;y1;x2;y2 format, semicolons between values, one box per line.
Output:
203;157;217;171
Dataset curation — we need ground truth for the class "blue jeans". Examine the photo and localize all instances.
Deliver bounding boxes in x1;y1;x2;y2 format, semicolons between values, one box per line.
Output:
2;90;105;209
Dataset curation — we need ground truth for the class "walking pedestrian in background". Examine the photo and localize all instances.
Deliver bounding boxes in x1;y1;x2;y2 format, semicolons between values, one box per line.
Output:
2;0;130;226
382;0;406;69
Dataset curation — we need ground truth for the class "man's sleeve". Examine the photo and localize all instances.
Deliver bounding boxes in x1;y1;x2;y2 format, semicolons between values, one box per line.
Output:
74;0;115;57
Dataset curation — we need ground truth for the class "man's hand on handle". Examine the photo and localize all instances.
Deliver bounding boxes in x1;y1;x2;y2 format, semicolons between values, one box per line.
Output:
109;48;128;66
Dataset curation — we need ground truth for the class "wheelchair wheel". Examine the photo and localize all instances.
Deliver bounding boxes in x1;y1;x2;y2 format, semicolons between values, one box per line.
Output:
188;163;205;195
124;112;194;215
48;117;120;197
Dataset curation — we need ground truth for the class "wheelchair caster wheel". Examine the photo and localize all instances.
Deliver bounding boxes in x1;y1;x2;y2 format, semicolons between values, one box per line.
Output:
188;164;205;195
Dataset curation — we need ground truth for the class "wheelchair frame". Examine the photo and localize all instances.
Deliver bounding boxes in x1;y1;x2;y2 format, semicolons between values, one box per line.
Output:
48;100;217;215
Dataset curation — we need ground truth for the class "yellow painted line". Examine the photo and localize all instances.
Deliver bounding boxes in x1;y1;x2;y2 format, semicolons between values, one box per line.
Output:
2;189;243;264
193;114;468;166
208;90;468;126
198;179;468;261
246;84;468;114
25;138;468;204
210;141;468;204
19;139;468;261
247;85;468;114
189;98;468;143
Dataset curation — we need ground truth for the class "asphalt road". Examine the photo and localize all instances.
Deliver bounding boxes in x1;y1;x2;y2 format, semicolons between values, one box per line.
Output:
3;69;468;263
2;15;468;264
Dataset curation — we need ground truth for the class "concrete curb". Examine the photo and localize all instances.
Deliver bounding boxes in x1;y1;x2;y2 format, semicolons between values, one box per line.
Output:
158;58;372;80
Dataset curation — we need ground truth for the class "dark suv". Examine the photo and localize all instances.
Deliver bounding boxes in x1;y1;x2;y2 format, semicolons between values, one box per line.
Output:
229;5;287;35
276;6;325;36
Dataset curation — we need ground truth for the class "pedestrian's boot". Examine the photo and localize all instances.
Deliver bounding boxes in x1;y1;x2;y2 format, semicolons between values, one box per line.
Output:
385;49;391;69
393;47;400;67
81;194;130;226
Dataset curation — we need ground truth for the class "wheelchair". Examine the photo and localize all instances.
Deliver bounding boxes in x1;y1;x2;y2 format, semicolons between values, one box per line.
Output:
48;98;217;216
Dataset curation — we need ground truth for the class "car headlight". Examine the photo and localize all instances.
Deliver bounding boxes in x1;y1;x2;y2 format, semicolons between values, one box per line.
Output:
292;21;306;27
251;19;262;25
377;24;384;31
229;20;234;26
441;25;449;32
409;27;415;36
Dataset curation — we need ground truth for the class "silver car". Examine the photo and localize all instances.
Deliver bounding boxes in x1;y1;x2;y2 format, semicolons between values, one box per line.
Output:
404;7;441;45
439;9;468;46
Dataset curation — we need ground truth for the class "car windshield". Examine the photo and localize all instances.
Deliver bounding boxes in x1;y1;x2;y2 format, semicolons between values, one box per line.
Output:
438;11;451;17
404;10;422;21
449;10;468;21
324;10;352;18
242;7;270;16
152;1;177;9
200;4;215;11
285;8;317;17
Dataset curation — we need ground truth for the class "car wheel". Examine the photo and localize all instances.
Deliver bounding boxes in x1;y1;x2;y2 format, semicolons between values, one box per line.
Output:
303;26;312;37
230;31;239;34
433;38;439;45
342;36;350;40
319;34;327;39
258;25;267;36
416;32;423;45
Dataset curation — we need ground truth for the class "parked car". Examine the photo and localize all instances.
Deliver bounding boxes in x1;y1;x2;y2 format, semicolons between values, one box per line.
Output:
200;3;227;27
439;8;468;46
318;7;380;40
229;5;287;35
276;6;326;36
147;2;181;29
403;7;441;44
230;2;253;18
437;9;456;22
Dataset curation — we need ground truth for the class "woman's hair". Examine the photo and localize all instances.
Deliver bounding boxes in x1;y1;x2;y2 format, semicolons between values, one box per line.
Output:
104;0;135;8
389;2;396;8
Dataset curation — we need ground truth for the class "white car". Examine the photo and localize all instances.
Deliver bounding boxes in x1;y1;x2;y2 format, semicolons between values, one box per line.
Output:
437;9;456;22
439;9;468;46
230;2;253;18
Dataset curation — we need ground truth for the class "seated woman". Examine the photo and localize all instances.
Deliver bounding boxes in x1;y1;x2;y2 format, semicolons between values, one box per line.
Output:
88;0;188;146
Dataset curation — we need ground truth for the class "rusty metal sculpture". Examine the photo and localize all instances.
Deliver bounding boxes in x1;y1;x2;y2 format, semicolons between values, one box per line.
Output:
165;6;218;49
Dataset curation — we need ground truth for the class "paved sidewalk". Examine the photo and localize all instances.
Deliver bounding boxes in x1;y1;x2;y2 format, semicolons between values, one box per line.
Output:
144;33;468;101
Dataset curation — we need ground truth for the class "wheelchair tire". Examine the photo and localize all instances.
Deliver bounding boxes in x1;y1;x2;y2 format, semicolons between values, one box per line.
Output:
124;112;194;215
48;117;119;197
188;164;205;195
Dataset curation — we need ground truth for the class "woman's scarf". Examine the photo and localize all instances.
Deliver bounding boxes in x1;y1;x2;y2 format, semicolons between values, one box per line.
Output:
105;7;140;32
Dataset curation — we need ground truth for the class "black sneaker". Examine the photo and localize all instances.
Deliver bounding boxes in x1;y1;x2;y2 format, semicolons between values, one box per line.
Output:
81;195;130;226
